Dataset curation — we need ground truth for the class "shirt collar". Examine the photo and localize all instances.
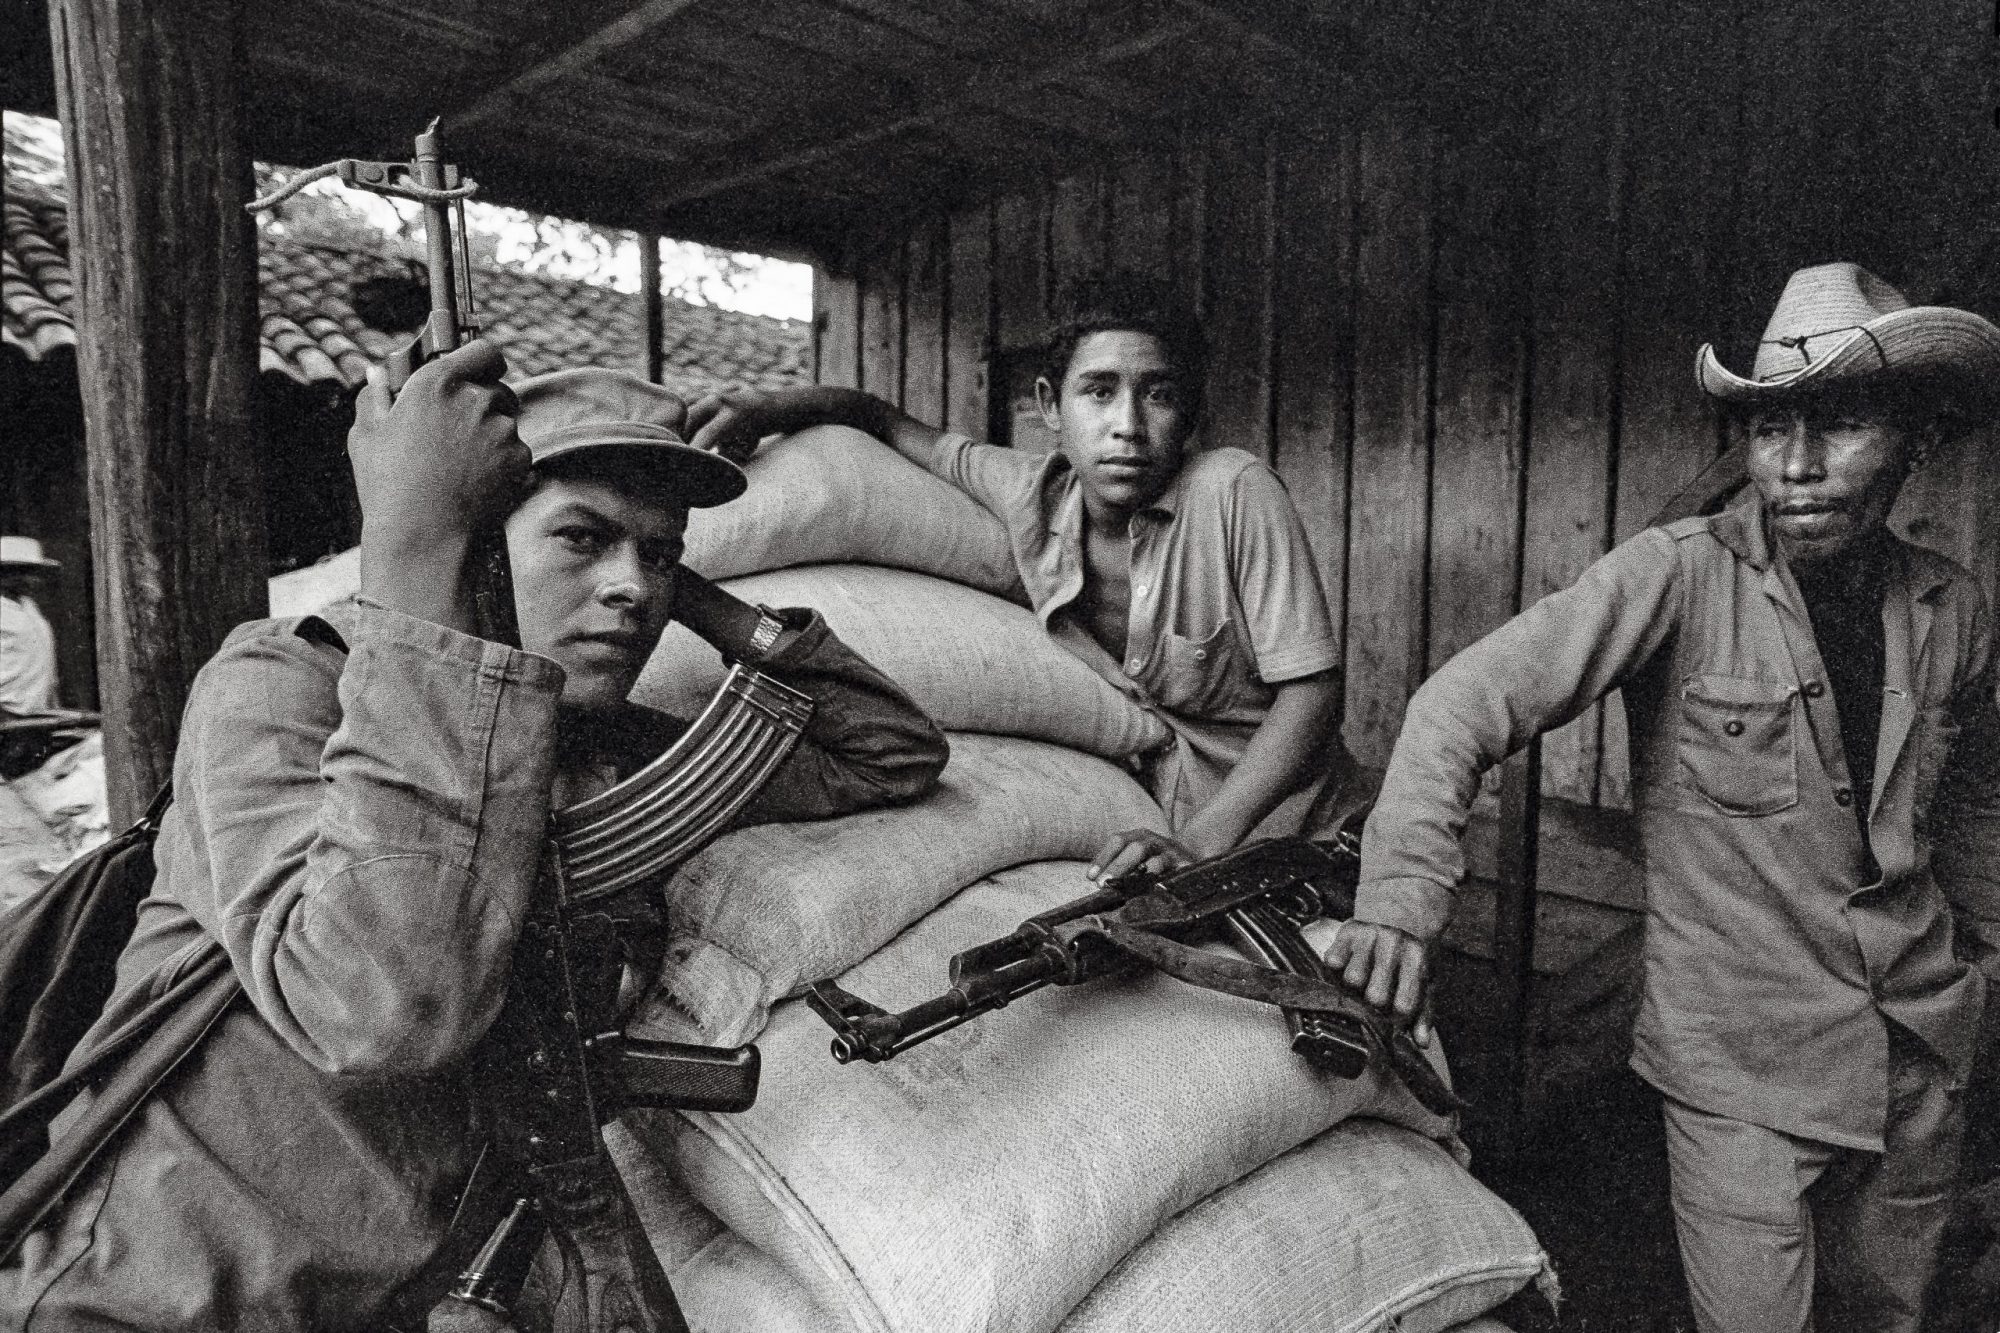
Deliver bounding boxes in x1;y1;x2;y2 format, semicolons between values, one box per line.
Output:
1711;487;1949;604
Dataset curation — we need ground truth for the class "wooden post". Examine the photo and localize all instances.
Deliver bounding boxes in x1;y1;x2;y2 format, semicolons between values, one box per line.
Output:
48;0;266;823
638;233;665;384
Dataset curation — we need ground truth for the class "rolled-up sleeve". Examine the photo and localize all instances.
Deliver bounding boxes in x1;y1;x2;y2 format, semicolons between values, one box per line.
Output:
733;608;949;824
1357;529;1684;940
172;601;565;1077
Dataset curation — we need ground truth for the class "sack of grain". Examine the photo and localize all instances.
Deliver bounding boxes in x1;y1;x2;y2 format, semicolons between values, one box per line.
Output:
682;426;1024;598
631;733;1166;1046
636;859;1454;1333
1058;1118;1553;1333
266;546;359;617
634;564;1171;761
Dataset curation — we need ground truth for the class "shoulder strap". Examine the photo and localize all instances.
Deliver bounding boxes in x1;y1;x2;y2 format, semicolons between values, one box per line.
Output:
0;945;240;1260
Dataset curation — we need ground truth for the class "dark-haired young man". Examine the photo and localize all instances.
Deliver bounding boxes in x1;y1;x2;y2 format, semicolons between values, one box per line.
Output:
2;353;948;1331
688;273;1353;878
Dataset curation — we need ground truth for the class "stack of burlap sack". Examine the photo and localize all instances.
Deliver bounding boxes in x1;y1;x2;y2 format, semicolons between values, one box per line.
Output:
609;426;1554;1333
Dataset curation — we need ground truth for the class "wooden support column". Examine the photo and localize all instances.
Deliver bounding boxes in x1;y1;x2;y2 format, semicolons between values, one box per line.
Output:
638;233;665;384
49;0;266;823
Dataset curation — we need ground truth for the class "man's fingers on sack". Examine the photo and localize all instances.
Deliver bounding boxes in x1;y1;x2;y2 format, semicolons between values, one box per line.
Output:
1087;829;1162;882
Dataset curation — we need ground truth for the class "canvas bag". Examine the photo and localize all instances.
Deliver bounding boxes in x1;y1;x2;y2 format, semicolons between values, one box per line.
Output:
627;860;1457;1333
663;1122;1548;1333
681;426;1025;598
629;732;1167;1046
634;565;1172;761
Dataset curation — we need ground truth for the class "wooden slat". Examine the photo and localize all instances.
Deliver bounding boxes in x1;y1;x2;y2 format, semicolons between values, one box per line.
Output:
1600;0;1741;808
445;0;708;133
813;268;862;389
1519;11;1625;806
1424;127;1529;673
1170;126;1206;309
1108;151;1174;277
992;187;1049;355
903;216;949;424
945;202;995;437
858;239;906;403
1270;124;1355;631
1197;128;1274;459
1342;118;1436;770
1047;167;1111;305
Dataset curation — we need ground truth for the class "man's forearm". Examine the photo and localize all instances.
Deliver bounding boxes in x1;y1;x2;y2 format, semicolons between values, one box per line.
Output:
1179;673;1345;858
750;386;947;466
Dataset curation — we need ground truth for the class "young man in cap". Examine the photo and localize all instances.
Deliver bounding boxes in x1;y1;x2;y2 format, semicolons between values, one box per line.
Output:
1;344;947;1331
687;272;1353;882
1331;261;2000;1331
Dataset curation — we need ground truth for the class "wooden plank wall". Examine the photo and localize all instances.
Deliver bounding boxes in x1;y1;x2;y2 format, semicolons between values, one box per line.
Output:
812;0;2000;844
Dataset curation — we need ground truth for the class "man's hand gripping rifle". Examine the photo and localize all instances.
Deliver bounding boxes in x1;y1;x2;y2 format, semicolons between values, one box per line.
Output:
253;130;808;1332
806;823;1463;1118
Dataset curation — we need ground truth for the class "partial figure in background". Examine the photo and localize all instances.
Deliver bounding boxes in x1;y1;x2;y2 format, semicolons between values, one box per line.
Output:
687;271;1359;883
0;537;106;905
1335;262;2000;1333
0;537;60;715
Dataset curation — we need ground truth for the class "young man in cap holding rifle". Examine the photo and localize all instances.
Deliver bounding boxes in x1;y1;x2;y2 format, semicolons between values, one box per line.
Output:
1330;262;2000;1331
1;344;947;1331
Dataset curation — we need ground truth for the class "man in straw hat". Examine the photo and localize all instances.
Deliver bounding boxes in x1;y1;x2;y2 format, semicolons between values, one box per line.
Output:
1;342;947;1331
1328;261;2000;1331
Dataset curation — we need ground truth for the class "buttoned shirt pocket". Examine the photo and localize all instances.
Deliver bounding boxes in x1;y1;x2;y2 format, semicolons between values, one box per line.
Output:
1677;674;1800;816
1153;621;1250;716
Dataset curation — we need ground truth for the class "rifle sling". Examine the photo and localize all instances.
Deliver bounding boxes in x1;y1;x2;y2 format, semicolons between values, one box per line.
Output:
1085;919;1367;1011
1085;919;1464;1117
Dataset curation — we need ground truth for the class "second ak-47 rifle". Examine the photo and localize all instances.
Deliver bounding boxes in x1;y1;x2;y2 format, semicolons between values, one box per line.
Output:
806;827;1463;1119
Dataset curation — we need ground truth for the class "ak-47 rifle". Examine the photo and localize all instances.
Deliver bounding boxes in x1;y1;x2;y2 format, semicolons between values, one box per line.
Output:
806;826;1463;1119
251;131;814;1333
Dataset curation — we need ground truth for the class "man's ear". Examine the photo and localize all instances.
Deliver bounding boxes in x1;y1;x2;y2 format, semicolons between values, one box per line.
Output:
1034;376;1062;432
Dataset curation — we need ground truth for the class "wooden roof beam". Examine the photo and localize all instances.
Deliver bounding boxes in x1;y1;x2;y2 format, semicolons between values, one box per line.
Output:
651;17;1198;210
1166;0;1350;104
443;0;708;134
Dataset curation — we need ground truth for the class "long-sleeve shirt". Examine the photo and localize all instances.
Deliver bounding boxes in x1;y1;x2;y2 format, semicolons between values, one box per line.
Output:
3;597;946;1332
1357;493;2000;1149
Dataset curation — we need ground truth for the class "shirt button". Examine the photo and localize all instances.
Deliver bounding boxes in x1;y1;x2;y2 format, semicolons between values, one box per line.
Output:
1134;584;1149;598
1127;659;1143;674
1723;719;1745;737
1194;649;1207;662
1834;787;1854;807
1803;681;1826;699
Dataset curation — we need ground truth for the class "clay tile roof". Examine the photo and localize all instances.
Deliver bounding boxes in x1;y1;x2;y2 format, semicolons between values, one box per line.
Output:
4;180;810;399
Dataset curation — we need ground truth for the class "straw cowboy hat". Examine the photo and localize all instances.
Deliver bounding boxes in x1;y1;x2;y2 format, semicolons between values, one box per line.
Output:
1697;262;2000;422
0;537;60;571
513;367;746;508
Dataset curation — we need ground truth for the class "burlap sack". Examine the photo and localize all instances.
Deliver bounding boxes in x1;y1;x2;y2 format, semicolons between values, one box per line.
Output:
682;426;1025;598
633;565;1172;761
1058;1119;1552;1333
630;734;1166;1047
640;860;1456;1333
